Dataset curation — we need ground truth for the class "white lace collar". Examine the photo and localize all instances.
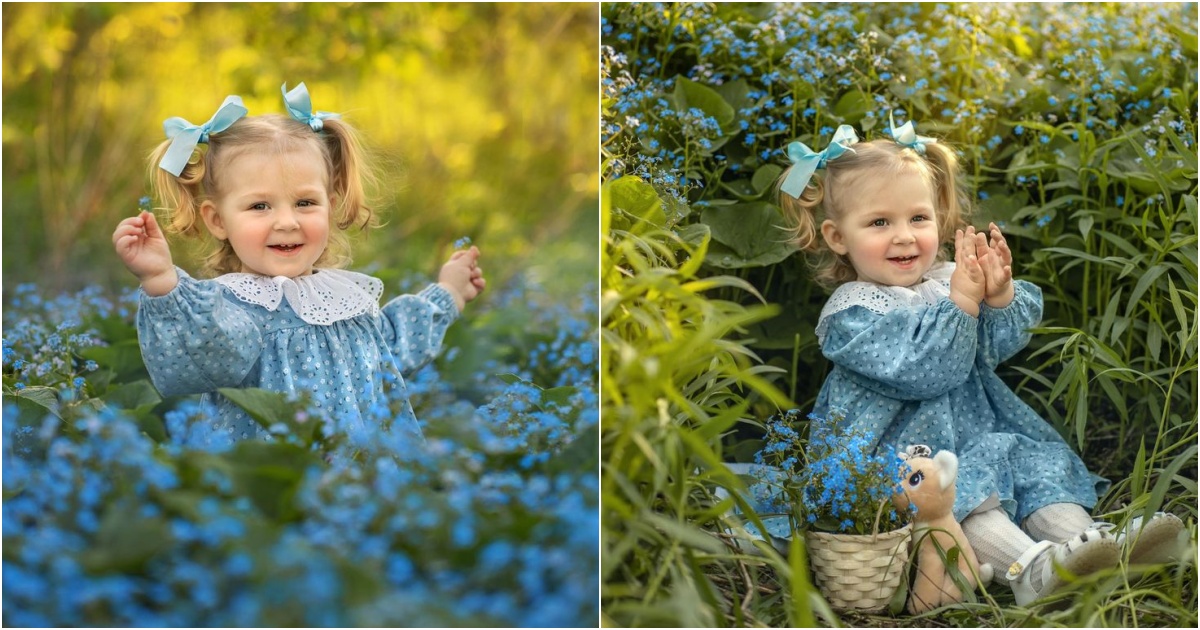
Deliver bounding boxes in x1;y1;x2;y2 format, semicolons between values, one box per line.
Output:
815;262;955;346
214;268;383;325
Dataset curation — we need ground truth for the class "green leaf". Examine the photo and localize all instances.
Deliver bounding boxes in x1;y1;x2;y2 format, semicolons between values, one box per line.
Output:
545;426;598;476
541;385;578;409
677;223;710;278
751;164;784;194
80;339;147;383
700;202;796;269
1131;438;1147;496
218;387;315;444
1079;214;1094;239
712;78;753;117
609;176;666;233
79;509;172;574
1143;445;1197;523
224;441;322;522
832;89;871;124
218;387;293;426
6;385;61;419
1124;265;1168;318
672;76;735;129
102;379;161;411
644;512;726;554
788;535;818;627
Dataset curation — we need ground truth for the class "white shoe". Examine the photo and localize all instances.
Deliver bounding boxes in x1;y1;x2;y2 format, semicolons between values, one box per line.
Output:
1093;512;1186;565
1006;529;1120;607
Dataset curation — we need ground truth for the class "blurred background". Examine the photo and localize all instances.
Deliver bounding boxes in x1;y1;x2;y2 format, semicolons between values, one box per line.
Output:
2;2;598;302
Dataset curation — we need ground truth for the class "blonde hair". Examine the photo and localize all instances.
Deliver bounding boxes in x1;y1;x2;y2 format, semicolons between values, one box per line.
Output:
776;138;971;288
147;114;378;276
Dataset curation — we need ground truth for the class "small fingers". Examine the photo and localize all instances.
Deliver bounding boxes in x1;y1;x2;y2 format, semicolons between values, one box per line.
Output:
112;220;145;245
973;230;989;252
141;211;163;238
961;227;979;259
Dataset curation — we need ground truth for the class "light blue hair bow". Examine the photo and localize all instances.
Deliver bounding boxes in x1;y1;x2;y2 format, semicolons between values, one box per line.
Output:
779;125;860;198
159;95;248;176
282;82;340;131
888;111;935;155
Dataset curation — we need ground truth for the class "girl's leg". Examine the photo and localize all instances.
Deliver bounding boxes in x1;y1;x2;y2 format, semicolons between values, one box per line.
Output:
962;506;1035;572
1022;502;1094;543
962;506;1119;606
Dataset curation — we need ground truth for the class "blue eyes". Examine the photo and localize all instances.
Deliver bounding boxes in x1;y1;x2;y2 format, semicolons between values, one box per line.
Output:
870;216;929;227
248;200;317;211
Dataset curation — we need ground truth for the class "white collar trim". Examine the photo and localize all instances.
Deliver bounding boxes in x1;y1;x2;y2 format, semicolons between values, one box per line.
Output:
214;268;383;325
815;262;955;346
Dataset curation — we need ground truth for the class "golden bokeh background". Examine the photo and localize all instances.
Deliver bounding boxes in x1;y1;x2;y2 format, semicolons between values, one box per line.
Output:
2;2;598;299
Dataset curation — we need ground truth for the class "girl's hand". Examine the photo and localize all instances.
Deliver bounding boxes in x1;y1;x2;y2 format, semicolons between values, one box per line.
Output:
437;245;487;312
949;226;987;317
112;211;178;296
980;222;1015;308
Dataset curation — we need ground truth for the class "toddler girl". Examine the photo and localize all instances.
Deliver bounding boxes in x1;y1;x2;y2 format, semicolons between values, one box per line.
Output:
776;119;1182;606
112;83;486;442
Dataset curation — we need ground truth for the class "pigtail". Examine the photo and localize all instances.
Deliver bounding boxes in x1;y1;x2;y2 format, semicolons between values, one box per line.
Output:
775;168;824;252
920;141;972;241
318;117;378;232
775;167;857;288
146;140;207;238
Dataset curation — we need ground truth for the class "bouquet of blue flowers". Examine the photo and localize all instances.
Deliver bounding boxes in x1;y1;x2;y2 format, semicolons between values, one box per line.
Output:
754;408;909;536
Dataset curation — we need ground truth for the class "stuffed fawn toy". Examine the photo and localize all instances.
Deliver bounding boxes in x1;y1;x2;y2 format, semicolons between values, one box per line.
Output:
891;445;992;614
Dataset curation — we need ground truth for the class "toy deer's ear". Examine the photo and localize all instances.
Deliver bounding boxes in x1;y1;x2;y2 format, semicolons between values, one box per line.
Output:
934;451;959;490
905;444;932;458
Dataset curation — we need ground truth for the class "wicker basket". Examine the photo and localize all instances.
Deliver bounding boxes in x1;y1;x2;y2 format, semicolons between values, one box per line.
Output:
805;523;912;612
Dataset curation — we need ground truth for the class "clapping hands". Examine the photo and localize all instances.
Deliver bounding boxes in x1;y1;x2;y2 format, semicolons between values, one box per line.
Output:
949;222;1014;316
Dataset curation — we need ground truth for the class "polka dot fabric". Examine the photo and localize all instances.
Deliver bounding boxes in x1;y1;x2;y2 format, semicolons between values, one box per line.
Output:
813;275;1109;523
137;267;459;442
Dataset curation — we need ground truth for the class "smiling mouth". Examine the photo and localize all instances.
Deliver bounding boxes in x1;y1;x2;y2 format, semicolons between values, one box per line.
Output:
270;244;303;253
890;255;917;264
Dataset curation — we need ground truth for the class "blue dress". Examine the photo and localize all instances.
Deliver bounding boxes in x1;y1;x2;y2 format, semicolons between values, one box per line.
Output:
812;263;1108;523
136;267;459;441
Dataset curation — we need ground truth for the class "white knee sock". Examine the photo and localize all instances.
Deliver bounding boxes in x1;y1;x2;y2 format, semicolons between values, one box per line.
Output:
961;507;1035;575
1023;503;1094;543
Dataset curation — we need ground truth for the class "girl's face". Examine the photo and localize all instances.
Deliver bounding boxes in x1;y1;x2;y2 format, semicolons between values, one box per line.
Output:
820;169;939;287
200;146;331;278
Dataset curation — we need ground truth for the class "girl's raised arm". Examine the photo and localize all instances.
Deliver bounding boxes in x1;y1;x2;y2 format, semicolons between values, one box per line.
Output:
112;211;179;296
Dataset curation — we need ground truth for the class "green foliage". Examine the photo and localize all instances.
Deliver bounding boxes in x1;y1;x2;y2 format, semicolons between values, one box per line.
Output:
604;2;1197;626
603;176;809;626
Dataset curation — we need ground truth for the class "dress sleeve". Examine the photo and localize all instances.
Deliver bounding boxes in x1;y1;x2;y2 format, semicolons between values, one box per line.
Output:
136;269;264;397
977;280;1042;369
821;298;979;401
377;283;460;377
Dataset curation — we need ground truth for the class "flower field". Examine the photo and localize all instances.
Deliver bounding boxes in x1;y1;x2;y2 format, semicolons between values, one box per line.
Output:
602;2;1196;627
3;275;598;626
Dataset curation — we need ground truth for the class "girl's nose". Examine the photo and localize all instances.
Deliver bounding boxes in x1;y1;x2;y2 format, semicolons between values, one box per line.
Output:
274;208;300;230
893;227;915;244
